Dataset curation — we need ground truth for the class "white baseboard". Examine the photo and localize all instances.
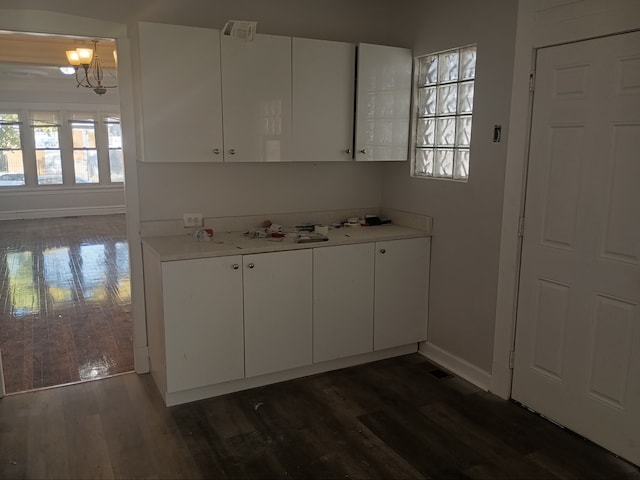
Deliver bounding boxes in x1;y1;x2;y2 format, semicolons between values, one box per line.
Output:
419;341;491;391
0;205;125;221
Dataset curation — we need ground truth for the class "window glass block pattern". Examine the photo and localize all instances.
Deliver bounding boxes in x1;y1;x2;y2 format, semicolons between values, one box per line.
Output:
413;45;476;181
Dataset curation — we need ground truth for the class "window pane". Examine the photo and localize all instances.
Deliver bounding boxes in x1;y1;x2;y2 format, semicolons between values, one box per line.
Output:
434;149;454;178
460;46;477;80
458;81;475;113
0;123;22;149
33;125;60;149
418;55;438;86
438;51;459;83
72;123;96;148
437;84;458;115
454;150;470;180
456;116;473;147
36;150;63;184
436;117;456;146
74;150;99;183
414;148;434;176
107;122;122;149
417;87;437;117
0;113;24;185
416;118;436;147
0;167;25;186
109;150;124;183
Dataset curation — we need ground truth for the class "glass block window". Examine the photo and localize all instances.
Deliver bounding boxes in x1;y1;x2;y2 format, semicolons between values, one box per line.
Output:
413;45;476;181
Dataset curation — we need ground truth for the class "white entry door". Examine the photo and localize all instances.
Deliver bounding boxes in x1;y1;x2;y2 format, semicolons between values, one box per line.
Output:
512;31;640;466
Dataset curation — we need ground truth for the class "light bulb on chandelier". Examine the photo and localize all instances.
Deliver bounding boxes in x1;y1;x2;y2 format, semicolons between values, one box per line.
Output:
65;40;117;95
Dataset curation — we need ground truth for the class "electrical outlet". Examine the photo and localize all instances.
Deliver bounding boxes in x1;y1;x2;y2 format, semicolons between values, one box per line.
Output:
183;213;203;228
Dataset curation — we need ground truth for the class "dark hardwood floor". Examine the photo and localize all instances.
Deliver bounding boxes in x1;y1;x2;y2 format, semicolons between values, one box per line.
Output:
0;214;133;393
1;354;638;479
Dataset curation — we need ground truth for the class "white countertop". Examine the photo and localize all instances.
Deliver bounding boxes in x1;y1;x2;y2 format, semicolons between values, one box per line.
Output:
142;224;430;262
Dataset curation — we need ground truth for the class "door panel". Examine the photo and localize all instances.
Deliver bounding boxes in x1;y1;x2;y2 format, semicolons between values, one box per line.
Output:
513;31;640;466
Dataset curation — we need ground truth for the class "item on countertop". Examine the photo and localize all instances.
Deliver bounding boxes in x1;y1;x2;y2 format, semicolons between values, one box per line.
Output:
195;228;214;242
294;232;328;243
314;224;329;235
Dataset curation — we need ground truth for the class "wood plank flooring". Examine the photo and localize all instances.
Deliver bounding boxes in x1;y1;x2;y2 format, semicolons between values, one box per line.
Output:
0;215;133;393
1;354;638;479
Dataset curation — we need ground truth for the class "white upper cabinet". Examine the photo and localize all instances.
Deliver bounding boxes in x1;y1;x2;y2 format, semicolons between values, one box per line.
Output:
290;38;356;162
136;22;224;163
355;43;413;162
221;34;292;162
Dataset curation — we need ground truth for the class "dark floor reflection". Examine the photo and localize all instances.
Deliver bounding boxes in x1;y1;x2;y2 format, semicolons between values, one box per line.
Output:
0;214;133;393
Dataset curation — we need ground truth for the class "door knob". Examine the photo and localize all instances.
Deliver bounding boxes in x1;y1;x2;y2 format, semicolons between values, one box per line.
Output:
213;148;220;155
379;248;386;254
359;149;367;154
229;149;236;155
232;264;239;270
248;262;255;269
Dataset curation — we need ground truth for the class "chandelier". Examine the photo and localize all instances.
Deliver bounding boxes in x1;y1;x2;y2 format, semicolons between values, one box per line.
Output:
65;40;117;95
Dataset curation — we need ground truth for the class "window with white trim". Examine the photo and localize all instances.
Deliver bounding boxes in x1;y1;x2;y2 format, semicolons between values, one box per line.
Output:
412;45;476;181
0;109;123;187
32;112;63;185
0;113;25;186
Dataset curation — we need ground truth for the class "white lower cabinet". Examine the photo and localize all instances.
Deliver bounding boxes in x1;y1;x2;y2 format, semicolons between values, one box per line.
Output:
374;237;430;350
145;235;429;402
243;249;313;377
162;255;244;392
313;243;375;362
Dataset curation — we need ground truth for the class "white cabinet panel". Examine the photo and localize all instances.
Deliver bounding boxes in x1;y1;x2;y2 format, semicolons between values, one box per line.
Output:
291;38;356;162
313;243;375;363
162;256;244;392
374;237;430;350
137;22;223;163
243;249;313;376
221;34;292;162
355;43;412;162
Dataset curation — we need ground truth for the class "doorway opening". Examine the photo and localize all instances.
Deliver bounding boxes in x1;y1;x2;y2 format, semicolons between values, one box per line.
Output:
0;30;133;394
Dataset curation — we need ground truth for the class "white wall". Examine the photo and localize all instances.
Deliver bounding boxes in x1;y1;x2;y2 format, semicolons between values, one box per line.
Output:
138;162;383;222
380;0;519;379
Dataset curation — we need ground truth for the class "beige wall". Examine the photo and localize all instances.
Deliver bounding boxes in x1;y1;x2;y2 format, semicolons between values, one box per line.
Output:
380;0;519;375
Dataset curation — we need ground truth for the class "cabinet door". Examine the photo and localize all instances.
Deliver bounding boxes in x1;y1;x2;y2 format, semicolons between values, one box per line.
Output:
355;43;412;162
374;237;430;350
290;38;355;161
313;243;375;363
137;22;223;163
221;34;292;162
243;249;312;377
162;256;244;392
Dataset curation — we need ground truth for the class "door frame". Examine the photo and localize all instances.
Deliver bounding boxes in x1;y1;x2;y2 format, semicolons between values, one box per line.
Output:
0;9;149;374
491;0;640;399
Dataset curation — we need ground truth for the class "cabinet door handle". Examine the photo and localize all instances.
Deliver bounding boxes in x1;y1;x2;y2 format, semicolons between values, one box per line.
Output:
345;148;352;154
229;149;236;155
248;262;255;269
359;149;367;154
232;264;239;270
213;148;220;155
379;248;386;254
